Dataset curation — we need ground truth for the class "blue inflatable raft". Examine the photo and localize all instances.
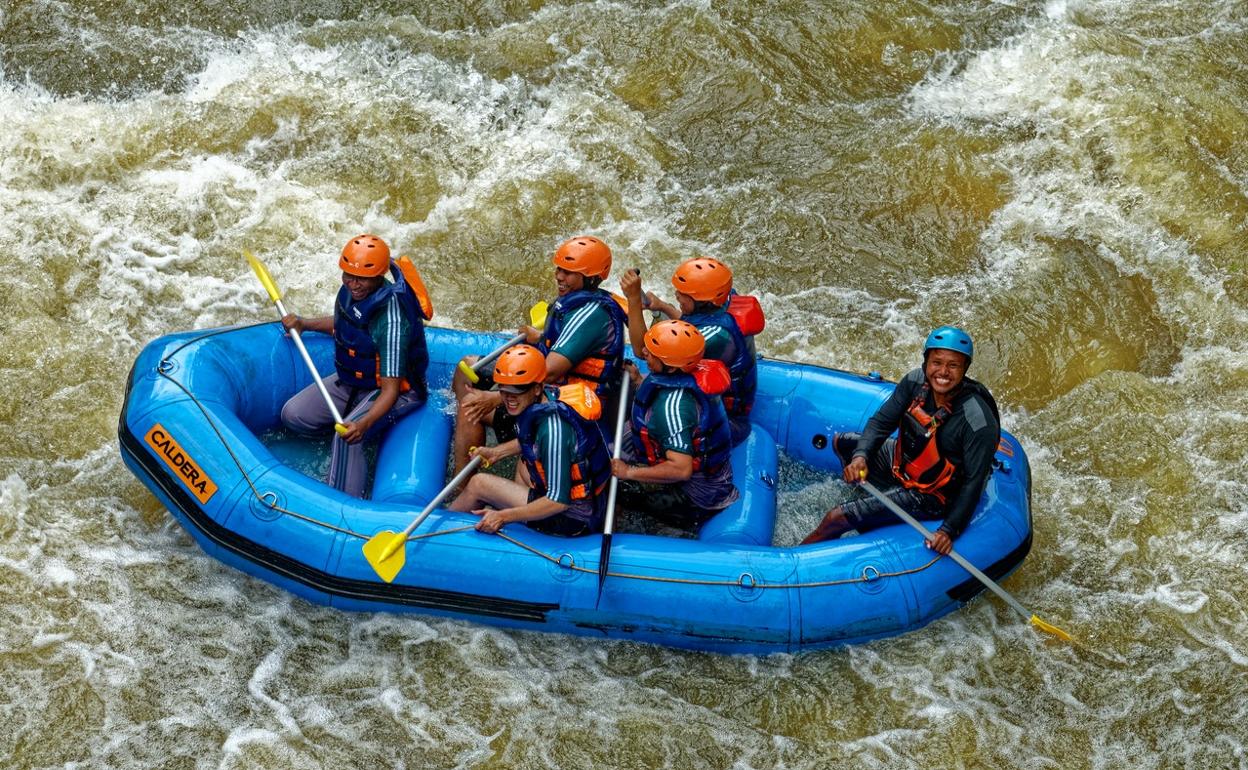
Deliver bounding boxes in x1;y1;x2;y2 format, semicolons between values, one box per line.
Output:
119;323;1033;654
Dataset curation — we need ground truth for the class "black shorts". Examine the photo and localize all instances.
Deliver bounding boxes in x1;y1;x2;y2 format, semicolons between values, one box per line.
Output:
491;406;518;443
524;488;592;537
833;432;944;533
615;480;719;531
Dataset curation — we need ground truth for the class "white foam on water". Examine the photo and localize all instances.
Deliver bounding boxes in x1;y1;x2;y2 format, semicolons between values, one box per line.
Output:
907;1;1247;360
5;3;1248;769
757;284;923;373
45;558;78;587
219;726;288;762
31;631;72;649
247;647;304;738
0;473;30;529
185;36;266;105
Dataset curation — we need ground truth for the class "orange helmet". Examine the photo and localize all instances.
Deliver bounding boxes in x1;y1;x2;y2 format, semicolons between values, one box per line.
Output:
552;236;612;280
493;345;547;390
671;257;732;305
339;234;391;277
644;320;705;371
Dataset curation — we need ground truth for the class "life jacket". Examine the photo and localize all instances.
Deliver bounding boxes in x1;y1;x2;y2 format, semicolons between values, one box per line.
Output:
892;379;999;503
630;371;733;475
538;289;627;398
515;385;612;525
727;292;766;336
681;306;757;418
333;259;431;392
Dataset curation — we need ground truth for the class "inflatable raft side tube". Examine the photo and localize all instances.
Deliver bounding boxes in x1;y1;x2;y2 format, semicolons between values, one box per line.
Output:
370;395;455;506
698;425;779;545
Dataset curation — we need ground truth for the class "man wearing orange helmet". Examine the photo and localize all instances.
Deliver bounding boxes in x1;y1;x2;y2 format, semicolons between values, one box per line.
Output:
452;235;627;473
448;345;612;537
620;257;758;445
280;234;432;497
610;320;738;531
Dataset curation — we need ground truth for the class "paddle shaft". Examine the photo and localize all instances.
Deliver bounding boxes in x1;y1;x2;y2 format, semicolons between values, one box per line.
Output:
458;303;548;383
245;250;347;427
398;455;484;540
601;372;631;537
860;480;1034;622
595;371;631;603
473;332;526;372
269;296;348;426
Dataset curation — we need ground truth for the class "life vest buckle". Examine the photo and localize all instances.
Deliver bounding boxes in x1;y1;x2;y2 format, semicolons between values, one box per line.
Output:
907;403;939;437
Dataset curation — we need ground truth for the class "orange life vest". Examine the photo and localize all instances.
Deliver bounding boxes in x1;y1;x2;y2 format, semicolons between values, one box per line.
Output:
891;386;957;502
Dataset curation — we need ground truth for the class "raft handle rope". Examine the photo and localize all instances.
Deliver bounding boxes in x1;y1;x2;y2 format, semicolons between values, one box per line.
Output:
152;325;943;590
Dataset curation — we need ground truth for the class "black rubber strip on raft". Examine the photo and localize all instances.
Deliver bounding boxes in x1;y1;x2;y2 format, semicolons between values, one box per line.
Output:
945;530;1033;605
118;371;558;624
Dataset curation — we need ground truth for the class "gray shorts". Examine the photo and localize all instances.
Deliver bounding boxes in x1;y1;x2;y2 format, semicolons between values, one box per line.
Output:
280;373;425;497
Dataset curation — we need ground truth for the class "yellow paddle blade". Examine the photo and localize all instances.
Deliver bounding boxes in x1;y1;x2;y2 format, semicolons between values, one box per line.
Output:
530;300;549;331
244;249;282;303
362;531;408;583
457;359;481;384
1030;614;1073;642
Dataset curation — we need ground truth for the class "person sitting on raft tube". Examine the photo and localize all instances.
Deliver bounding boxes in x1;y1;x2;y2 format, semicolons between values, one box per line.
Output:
801;326;1000;555
448;345;612;537
619;257;762;445
279;234;433;498
611;320;739;532
451;235;627;474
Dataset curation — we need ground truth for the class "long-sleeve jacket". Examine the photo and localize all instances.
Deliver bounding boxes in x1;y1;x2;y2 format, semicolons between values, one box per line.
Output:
854;368;1000;538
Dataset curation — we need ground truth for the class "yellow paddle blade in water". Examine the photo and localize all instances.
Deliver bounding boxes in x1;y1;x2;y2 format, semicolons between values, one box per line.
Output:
1031;614;1074;642
362;531;407;583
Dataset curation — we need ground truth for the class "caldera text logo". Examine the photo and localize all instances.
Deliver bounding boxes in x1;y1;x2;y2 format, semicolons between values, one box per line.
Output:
144;423;218;504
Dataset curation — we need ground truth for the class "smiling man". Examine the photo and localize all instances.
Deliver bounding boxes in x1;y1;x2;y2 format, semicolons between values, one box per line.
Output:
448;345;611;537
450;236;626;474
800;326;1000;554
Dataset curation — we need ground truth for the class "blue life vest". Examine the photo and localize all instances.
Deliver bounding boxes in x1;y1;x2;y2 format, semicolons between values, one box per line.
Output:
333;262;430;392
515;390;613;527
630;372;733;474
681;306;757;418
538;289;627;399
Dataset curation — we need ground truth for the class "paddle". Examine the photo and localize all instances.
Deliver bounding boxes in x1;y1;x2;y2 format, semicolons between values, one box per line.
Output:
245;250;347;435
860;479;1073;642
595;369;632;605
363;455;485;582
457;301;550;384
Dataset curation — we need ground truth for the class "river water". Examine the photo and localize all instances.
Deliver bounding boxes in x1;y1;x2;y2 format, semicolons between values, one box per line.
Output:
2;1;1246;767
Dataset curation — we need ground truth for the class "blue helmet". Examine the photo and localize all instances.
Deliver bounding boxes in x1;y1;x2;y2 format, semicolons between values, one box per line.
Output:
924;325;973;364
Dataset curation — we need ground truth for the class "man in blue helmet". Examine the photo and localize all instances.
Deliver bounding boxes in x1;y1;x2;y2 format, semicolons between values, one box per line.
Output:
801;326;1000;554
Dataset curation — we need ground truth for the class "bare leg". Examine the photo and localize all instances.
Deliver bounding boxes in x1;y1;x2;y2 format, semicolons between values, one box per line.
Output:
451;355;491;474
452;408;489;475
448;472;528;512
800;506;853;545
451;355;479;399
